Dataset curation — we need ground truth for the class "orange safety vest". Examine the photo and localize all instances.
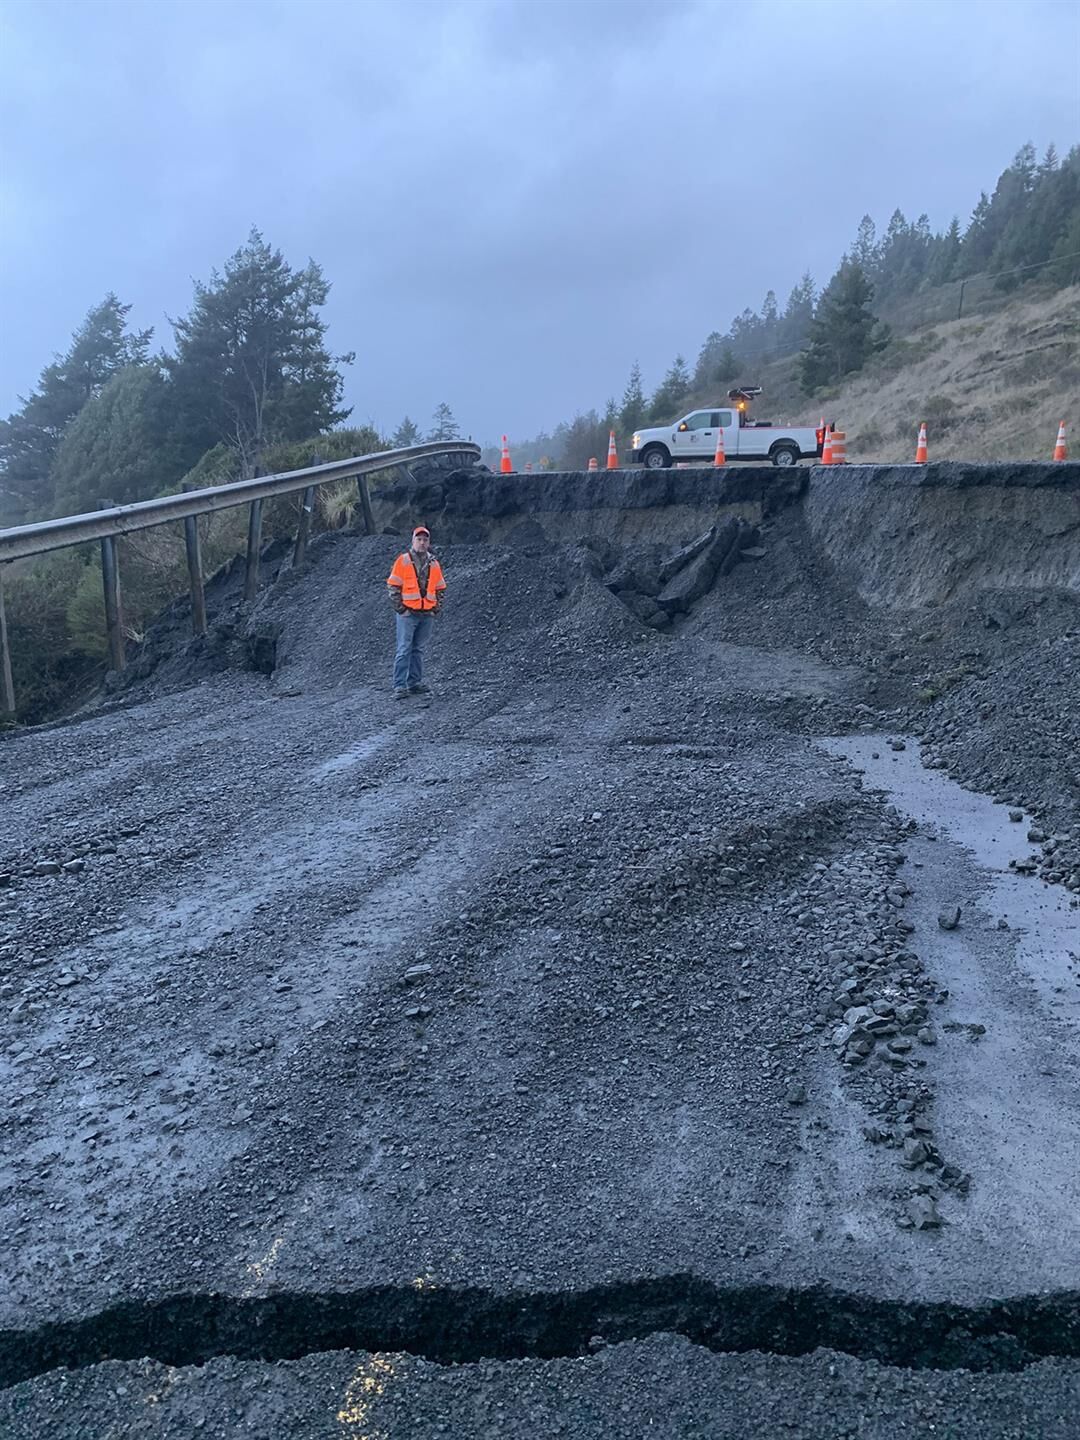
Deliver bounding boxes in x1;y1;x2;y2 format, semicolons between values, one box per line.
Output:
387;551;446;611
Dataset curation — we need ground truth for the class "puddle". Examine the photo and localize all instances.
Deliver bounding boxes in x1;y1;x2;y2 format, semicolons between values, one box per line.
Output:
820;734;1080;1024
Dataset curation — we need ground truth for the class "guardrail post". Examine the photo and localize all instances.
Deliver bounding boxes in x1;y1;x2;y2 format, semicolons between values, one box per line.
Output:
0;564;16;716
99;529;126;674
244;498;263;602
356;474;375;535
293;485;317;567
184;515;207;636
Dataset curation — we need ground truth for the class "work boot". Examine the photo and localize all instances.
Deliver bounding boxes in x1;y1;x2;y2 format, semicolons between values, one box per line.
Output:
408;683;431;695
393;687;410;700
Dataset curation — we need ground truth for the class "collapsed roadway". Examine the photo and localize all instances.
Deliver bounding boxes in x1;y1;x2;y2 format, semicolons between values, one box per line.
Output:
1;458;1079;1436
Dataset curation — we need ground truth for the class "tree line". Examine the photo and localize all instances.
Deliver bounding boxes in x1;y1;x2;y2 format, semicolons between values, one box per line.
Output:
511;140;1080;463
0;230;464;528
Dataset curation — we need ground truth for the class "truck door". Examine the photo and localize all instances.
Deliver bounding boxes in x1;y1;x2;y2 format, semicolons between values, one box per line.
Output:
672;411;721;459
716;409;735;456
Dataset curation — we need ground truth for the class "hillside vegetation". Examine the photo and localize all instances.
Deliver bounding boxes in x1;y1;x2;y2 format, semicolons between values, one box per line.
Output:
679;283;1080;464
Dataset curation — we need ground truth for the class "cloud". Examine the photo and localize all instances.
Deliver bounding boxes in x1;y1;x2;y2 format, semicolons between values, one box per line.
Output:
1;0;1077;441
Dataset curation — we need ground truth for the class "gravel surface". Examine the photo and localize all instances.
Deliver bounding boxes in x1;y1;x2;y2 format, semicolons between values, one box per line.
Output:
3;1338;1080;1440
1;469;1078;1432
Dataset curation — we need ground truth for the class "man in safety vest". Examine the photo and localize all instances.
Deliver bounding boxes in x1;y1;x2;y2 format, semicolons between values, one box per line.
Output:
386;526;447;699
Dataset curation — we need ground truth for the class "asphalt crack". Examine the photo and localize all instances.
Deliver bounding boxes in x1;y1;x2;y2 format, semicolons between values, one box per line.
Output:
2;1280;1078;1389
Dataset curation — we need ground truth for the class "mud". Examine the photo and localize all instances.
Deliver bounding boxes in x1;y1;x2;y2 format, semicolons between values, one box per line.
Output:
1;461;1079;1435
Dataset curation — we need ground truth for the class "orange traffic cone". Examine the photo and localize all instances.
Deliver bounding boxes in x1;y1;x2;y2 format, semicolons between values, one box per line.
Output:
1053;420;1068;462
713;429;726;466
821;426;833;465
500;436;513;473
587;456;598;472
830;429;847;465
606;431;618;470
915;422;928;465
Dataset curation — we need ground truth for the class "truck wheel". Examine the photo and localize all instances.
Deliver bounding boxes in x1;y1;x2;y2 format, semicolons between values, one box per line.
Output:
770;444;799;468
642;445;670;470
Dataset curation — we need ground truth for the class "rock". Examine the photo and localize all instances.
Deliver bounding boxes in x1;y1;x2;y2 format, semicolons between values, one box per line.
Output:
906;1193;943;1229
1009;809;1024;823
937;906;961;930
903;1138;930;1166
740;547;767;560
62;859;86;875
657;527;716;584
786;1084;807;1105
889;739;906;752
917;1027;937;1045
33;861;62;877
402;964;433;984
1027;827;1047;843
656;519;740;615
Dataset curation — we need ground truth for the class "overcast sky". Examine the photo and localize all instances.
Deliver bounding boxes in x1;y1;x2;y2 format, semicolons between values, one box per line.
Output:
1;0;1078;444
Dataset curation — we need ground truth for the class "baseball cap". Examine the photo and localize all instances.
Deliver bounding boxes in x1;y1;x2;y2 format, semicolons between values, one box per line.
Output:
413;526;430;537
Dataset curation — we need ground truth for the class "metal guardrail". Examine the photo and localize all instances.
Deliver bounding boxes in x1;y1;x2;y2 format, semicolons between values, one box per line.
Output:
0;441;480;563
0;440;481;714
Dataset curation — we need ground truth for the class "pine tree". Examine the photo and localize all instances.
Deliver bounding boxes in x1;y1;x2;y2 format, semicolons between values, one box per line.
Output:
648;355;691;422
429;402;459;441
799;260;887;392
49;365;182;515
619;361;646;433
1039;142;1059;178
779;272;816;353
0;295;151;521
959;192;995;275
165;229;351;479
392;416;422;447
928;216;962;286
852;215;878;275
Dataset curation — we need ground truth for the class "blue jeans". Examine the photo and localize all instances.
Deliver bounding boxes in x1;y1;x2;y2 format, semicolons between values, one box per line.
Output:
394;611;433;690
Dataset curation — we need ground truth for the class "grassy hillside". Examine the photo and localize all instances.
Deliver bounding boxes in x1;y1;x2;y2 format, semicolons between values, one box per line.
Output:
690;283;1080;464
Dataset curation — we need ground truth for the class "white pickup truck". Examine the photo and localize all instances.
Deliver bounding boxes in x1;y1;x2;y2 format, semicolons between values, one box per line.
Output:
631;406;824;469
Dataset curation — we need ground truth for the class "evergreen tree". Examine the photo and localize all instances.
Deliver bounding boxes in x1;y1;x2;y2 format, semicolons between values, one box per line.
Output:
558;410;609;470
779;272;816;353
960;192;995;275
692;334;722;390
49;365;182;515
799;260;887;392
165;229;351;479
429;402;459;441
927;216;962;287
1039;142;1059;177
619;361;646;433
0;295;151;521
852;214;878;275
392;415;422;447
648;354;691;421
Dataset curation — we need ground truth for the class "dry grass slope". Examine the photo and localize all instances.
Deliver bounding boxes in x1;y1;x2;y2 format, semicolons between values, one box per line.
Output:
837;284;1080;463
684;284;1080;465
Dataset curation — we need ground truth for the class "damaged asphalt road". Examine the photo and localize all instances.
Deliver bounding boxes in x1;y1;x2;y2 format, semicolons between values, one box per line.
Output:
1;505;1079;1436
